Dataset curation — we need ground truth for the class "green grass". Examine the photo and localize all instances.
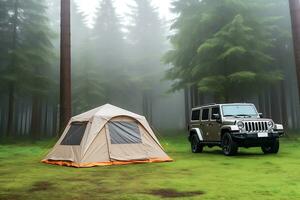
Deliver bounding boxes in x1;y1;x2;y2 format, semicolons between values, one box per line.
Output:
1;133;300;200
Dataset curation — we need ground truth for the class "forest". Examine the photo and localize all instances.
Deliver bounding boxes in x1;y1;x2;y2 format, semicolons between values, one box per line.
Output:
1;0;300;200
0;0;300;139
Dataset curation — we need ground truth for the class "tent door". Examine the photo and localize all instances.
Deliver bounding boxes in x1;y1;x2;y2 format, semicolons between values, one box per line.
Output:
106;121;148;161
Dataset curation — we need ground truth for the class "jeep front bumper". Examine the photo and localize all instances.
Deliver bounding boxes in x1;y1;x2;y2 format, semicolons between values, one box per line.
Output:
231;131;283;147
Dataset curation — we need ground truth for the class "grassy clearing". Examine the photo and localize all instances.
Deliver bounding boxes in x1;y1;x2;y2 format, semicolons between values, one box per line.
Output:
0;133;300;200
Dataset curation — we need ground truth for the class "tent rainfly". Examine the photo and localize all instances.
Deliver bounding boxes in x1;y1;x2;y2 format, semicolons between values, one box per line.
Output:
42;104;172;167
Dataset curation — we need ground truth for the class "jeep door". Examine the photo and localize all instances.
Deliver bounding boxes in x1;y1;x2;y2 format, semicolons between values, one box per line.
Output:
200;108;210;141
209;106;221;141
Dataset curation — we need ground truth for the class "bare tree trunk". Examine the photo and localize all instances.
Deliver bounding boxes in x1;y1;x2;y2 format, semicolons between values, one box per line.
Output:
31;96;41;139
54;104;59;136
149;95;153;124
289;0;300;101
142;91;147;118
7;86;15;137
60;0;72;133
190;86;194;107
184;87;193;128
270;85;281;123
19;101;23;135
198;91;204;106
258;93;263;114
184;87;189;126
44;101;48;137
192;85;199;107
142;91;153;123
280;81;288;127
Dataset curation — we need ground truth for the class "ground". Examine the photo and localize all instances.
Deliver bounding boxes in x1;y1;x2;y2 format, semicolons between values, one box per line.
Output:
0;132;300;200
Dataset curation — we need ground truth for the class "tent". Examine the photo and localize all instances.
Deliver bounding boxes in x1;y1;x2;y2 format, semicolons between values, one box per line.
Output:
42;104;172;167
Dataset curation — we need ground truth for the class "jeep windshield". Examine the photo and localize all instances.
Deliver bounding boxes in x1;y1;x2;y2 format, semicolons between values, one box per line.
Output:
222;105;258;118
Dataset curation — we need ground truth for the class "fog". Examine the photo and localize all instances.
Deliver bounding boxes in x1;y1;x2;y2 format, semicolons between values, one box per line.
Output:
69;0;185;130
75;0;174;28
0;0;299;138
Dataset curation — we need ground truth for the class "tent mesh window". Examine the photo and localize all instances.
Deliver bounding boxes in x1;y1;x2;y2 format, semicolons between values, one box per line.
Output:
108;121;142;144
61;122;87;145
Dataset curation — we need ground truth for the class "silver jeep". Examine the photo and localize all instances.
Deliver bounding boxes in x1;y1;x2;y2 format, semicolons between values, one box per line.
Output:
188;103;284;156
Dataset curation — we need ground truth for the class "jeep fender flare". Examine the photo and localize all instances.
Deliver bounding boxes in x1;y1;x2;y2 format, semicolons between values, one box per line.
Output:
189;128;204;141
220;125;239;138
274;124;284;136
274;124;284;131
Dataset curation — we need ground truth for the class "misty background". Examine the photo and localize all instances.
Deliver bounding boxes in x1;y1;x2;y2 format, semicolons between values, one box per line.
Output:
0;0;299;139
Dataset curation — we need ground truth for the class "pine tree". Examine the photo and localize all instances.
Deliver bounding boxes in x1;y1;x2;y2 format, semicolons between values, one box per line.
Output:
78;0;131;110
0;1;12;135
0;0;11;59
71;0;96;114
93;0;125;68
71;0;89;54
1;0;54;137
128;0;165;62
22;0;55;138
165;0;283;102
0;0;11;90
128;0;166;121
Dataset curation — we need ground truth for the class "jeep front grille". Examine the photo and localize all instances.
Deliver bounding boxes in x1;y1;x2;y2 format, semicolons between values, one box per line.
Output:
244;121;268;132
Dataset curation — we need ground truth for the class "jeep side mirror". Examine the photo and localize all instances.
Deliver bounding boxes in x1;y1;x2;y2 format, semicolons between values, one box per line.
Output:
259;113;263;118
213;113;221;120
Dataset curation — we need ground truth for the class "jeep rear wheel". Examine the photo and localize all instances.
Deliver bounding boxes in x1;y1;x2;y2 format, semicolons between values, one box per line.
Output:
191;134;203;153
221;133;238;156
261;139;279;154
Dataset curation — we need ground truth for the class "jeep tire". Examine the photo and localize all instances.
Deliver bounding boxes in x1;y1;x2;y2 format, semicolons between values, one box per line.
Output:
221;132;238;156
191;134;203;153
261;138;279;154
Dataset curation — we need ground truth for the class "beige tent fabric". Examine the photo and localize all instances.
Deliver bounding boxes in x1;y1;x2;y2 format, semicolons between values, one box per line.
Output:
42;104;172;167
80;128;109;163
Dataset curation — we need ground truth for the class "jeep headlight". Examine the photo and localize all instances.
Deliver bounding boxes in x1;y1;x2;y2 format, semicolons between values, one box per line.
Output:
237;121;244;130
268;121;274;129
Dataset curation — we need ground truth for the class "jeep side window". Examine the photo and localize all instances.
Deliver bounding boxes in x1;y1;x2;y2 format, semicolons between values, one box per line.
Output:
211;107;220;120
201;109;209;121
191;109;200;121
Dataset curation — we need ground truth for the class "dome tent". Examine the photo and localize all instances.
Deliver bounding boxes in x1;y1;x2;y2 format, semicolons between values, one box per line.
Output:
42;104;172;167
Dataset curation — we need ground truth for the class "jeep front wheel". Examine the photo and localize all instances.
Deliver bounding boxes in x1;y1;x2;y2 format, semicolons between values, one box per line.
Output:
261;139;279;154
221;133;238;156
191;134;203;153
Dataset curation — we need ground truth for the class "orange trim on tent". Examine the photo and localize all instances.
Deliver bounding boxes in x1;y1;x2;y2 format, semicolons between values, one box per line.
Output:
42;158;173;168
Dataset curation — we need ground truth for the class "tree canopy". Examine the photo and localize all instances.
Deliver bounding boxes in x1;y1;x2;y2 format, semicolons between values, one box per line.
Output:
165;0;284;102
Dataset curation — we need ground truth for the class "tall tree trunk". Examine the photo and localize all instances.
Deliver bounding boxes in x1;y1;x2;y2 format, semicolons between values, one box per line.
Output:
198;91;204;106
190;86;194;107
258;93;263;113
184;87;189;127
289;0;300;101
191;85;198;107
6;0;19;137
19;101;23;135
149;95;153;124
270;85;281;123
142;91;147;118
44;101;48;137
280;81;288;128
7;86;15;136
51;105;57;137
31;96;41;139
60;0;72;133
142;91;153;123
